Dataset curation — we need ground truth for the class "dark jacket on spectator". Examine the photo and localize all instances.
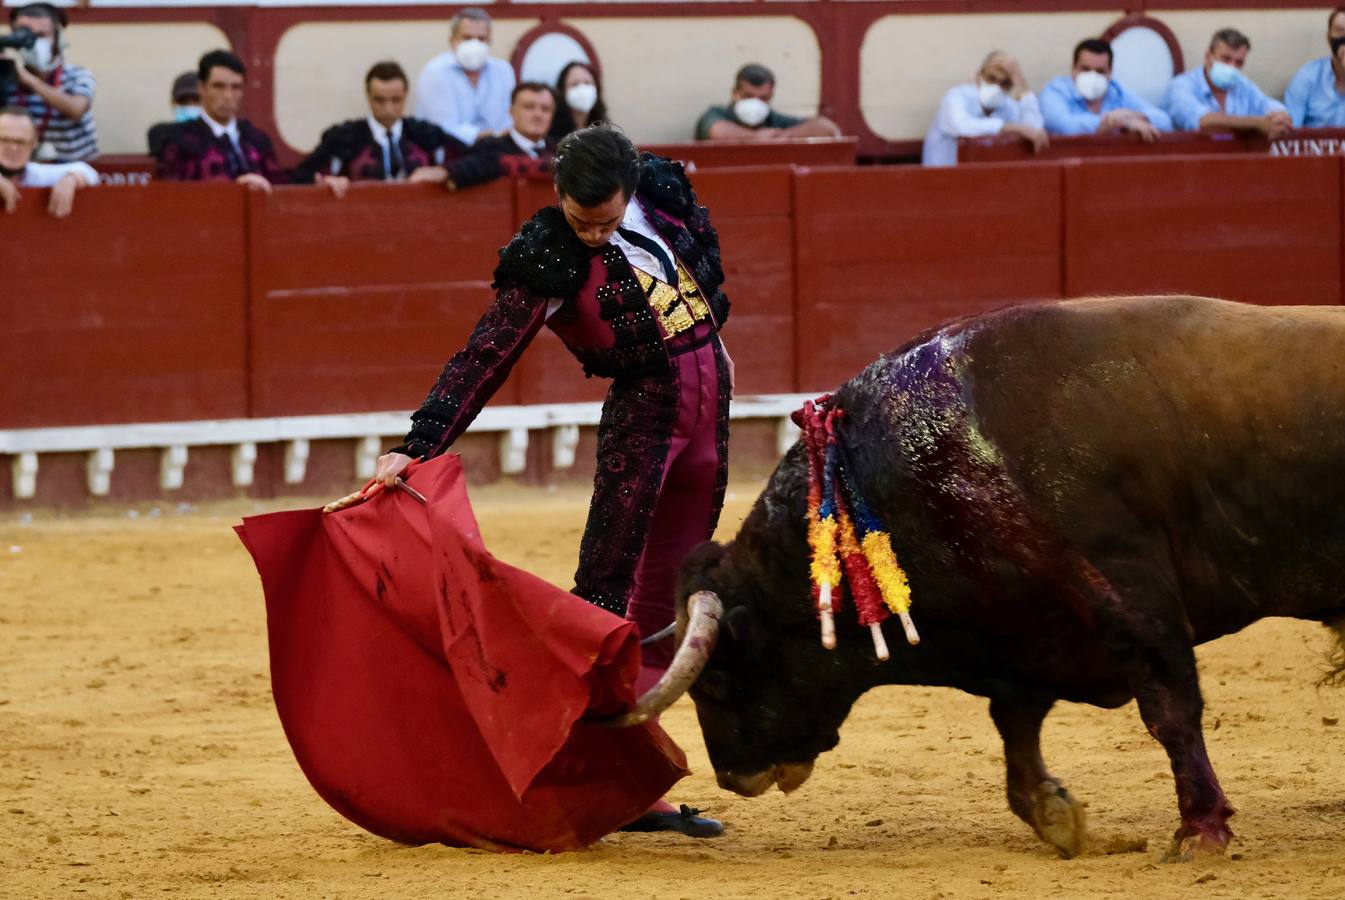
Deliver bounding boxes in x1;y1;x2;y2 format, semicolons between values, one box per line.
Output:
157;118;288;183
447;132;555;189
290;116;468;183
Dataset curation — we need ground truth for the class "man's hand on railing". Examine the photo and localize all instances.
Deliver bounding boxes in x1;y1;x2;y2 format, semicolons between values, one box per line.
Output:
316;173;351;199
1003;122;1049;155
236;173;272;194
1263;111;1292;141
0;174;18;213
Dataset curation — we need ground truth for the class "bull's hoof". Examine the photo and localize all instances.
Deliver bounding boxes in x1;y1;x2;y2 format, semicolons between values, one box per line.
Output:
1032;781;1087;859
1164;824;1232;862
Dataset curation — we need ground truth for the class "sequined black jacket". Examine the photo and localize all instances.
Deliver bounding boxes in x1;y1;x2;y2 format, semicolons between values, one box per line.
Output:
391;153;729;460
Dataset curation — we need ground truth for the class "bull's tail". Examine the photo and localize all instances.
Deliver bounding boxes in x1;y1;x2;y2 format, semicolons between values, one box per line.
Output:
1318;616;1345;688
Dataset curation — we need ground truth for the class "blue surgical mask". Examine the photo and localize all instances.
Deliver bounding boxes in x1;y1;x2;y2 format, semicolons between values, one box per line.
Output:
1207;61;1240;90
174;105;202;123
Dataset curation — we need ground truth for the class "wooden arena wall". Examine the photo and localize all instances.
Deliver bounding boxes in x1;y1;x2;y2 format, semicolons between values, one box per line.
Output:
43;2;1339;161
4;154;1341;435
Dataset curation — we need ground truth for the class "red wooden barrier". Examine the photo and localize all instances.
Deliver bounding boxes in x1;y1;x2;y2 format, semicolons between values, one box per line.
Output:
1062;156;1342;306
792;163;1064;391
247;179;518;418
643;138;857;170
0;182;249;429
960;128;1345;164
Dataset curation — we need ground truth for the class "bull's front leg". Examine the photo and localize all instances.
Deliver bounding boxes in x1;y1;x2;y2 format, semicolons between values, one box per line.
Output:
989;695;1086;858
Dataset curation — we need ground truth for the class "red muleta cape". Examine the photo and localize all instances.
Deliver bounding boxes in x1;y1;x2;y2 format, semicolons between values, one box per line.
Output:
234;454;688;852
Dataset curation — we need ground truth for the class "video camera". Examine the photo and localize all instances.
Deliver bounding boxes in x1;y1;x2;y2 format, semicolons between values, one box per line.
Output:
0;27;37;96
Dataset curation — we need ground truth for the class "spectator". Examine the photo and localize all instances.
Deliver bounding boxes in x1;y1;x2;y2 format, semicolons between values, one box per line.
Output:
1;3;96;162
1041;38;1172;141
922;51;1048;166
1162;28;1291;137
292;61;468;197
1284;7;1345;127
158;50;287;191
439;81;556;190
0;106;96;217
549;61;608;143
147;71;201;159
413;8;516;146
695;63;841;141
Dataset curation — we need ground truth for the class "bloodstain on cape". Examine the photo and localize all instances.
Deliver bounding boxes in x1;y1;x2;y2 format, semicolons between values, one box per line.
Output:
234;454;689;852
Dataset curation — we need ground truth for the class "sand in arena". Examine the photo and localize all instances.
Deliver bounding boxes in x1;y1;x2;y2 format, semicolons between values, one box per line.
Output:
3;478;1345;898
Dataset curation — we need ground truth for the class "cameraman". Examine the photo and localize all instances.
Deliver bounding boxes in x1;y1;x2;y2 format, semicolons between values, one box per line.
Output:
0;106;97;217
1;3;97;162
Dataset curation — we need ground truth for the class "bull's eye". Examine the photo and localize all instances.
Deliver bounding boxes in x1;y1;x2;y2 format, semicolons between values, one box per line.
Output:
694;669;731;702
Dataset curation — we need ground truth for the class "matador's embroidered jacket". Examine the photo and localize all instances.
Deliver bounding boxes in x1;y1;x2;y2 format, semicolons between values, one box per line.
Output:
392;153;732;615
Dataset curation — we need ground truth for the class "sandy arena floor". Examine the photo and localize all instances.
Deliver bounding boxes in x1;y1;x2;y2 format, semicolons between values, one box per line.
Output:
3;478;1345;899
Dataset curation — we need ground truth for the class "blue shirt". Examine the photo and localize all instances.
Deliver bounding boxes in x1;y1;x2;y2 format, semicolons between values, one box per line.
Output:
1162;67;1287;131
412;53;516;145
1040;75;1172;135
1284;56;1345;128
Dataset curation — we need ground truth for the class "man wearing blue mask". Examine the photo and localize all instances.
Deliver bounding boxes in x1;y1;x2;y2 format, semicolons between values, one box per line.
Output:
1162;28;1291;136
1284;6;1345;128
1040;38;1171;140
146;71;200;158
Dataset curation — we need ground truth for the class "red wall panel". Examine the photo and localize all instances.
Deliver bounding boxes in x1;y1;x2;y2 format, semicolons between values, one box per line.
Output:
247;180;517;418
1063;156;1342;306
695;167;797;395
793;164;1064;391
0;182;249;429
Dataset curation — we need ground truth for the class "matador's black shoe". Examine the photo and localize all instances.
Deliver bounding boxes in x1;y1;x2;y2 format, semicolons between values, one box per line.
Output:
618;804;725;838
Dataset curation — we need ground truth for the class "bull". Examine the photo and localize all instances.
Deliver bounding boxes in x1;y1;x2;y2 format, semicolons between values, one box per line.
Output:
616;295;1345;860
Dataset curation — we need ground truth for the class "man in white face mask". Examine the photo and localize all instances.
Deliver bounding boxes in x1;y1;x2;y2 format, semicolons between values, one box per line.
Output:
695;63;840;141
1162;28;1290;137
1040;38;1171;141
922;51;1048;166
414;7;516;147
0;3;97;162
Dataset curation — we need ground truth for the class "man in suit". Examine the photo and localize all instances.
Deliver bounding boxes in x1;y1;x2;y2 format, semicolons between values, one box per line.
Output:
292;60;468;196
437;81;557;190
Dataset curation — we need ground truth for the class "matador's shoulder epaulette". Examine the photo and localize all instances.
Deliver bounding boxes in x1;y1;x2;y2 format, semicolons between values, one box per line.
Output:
636;152;697;220
493;205;593;299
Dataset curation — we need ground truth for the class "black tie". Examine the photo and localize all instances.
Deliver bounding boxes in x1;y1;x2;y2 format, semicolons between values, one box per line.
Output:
387;135;404;179
223;137;246;177
617;227;677;284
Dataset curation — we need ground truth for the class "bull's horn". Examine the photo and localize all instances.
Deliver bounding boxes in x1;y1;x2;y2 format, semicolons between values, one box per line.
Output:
598;591;723;727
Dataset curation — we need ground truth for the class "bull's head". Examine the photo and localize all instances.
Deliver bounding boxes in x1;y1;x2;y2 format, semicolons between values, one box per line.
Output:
601;535;870;797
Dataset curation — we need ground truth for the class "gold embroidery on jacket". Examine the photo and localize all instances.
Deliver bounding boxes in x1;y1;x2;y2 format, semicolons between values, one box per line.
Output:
634;263;712;337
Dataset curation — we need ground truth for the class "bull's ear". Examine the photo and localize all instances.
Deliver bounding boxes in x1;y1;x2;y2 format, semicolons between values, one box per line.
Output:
724;603;757;648
678;540;727;595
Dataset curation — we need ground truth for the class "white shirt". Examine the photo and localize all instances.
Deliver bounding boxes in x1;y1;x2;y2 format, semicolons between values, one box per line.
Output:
508;128;547;158
200;110;243;154
413;53;515;145
922;83;1042;167
367;116;405;178
18;159;98;187
610;201;676;284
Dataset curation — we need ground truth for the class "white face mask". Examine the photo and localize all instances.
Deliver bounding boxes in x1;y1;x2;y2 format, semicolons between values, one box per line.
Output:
20;37;55;74
733;97;771;127
977;81;1006;110
565;82;598;114
1207;61;1240;90
1073;70;1110;102
454;38;490;72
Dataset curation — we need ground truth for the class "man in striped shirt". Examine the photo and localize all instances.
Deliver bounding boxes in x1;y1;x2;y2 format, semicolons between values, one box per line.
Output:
1;3;97;162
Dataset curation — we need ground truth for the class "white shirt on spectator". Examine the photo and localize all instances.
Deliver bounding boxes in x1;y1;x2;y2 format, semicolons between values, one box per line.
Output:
922;83;1043;167
367;115;404;176
200;110;243;154
508;128;546;158
17;159;98;187
413;53;515;146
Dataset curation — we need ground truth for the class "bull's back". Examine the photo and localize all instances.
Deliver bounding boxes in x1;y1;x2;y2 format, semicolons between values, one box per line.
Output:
963;297;1345;636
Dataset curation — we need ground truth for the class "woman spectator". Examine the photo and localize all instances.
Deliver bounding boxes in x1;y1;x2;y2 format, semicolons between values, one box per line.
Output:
549;61;608;141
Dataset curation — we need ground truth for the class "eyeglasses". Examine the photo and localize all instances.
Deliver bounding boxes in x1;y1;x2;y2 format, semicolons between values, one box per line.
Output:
0;136;36;150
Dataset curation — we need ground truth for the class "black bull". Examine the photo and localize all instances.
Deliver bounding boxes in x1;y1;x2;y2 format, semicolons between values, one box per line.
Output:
673;296;1345;860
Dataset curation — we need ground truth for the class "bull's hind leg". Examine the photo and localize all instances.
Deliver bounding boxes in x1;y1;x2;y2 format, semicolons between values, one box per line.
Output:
989;696;1086;858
